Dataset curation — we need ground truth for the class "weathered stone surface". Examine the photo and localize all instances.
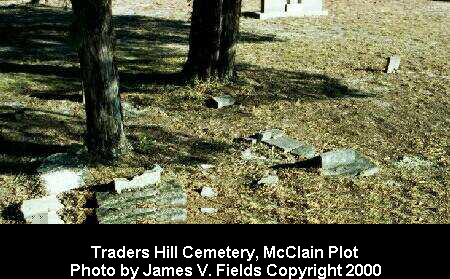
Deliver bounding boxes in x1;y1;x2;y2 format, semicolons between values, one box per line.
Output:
208;95;236;109
320;149;379;176
97;186;187;209
114;165;163;193
21;195;64;224
200;187;217;198
97;207;187;224
394;156;433;169
200;208;218;214
386;56;401;73
257;175;279;186
38;153;86;195
291;145;317;159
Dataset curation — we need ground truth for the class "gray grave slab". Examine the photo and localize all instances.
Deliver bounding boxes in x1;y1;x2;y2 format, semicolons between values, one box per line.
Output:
263;135;304;152
320;149;379;176
97;187;187;209
97;207;187;224
291;145;317;159
114;165;163;193
209;95;236;109
38;153;86;195
386;56;401;73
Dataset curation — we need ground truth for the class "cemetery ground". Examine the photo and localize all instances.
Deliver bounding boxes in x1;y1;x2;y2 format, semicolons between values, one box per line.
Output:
0;0;448;224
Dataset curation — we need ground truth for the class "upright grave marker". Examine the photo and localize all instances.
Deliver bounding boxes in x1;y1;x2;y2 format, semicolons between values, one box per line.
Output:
254;0;328;19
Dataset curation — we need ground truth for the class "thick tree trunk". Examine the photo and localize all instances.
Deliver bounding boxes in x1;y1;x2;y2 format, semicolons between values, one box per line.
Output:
184;0;223;80
71;0;126;160
184;0;241;82
218;0;242;80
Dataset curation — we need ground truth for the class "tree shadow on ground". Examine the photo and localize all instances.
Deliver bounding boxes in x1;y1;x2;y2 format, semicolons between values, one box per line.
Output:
0;4;280;97
0;4;373;172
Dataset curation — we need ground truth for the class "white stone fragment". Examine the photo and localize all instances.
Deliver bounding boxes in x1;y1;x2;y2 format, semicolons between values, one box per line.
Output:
386;56;401;73
21;195;64;224
210;95;235;109
200;187;218;198
40;169;85;195
257;175;279;186
200;164;214;170
200;208;218;214
114;165;163;193
38;153;86;195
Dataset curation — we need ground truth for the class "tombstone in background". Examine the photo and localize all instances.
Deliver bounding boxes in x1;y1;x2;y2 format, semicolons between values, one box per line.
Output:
253;0;328;19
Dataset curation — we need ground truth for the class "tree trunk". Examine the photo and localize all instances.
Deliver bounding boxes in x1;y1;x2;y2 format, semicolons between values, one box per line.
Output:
71;0;126;160
184;0;223;80
184;0;241;82
218;0;242;81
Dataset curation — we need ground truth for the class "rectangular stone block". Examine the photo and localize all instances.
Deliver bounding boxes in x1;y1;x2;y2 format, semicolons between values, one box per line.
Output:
97;207;187;224
261;0;287;13
21;195;64;224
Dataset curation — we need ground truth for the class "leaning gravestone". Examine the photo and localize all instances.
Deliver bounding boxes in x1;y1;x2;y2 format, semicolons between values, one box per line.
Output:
254;0;328;19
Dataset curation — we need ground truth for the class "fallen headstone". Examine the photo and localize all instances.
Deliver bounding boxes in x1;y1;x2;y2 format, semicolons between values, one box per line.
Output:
97;183;187;209
97;179;187;224
114;165;163;193
320;149;379;176
200;187;218;198
97;207;187;224
256;129;316;157
386;56;401;74
21;195;64;224
38;153;86;196
206;95;236;109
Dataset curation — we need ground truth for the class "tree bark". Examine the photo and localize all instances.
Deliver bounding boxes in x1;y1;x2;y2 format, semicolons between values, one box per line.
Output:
71;0;126;160
184;0;223;80
184;0;242;82
218;0;242;81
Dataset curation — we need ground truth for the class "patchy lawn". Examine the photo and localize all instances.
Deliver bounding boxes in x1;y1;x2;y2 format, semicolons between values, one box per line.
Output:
0;0;448;224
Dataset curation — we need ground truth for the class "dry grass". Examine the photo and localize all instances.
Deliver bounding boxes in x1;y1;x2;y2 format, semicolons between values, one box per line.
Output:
0;0;448;224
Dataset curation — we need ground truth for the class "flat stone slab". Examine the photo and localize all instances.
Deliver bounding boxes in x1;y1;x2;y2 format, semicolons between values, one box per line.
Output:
320;149;379;176
386;56;401;73
114;165;163;193
97;207;187;224
291;145;317;159
207;95;236;109
97;185;187;209
257;129;316;156
38;153;86;195
21;195;64;224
